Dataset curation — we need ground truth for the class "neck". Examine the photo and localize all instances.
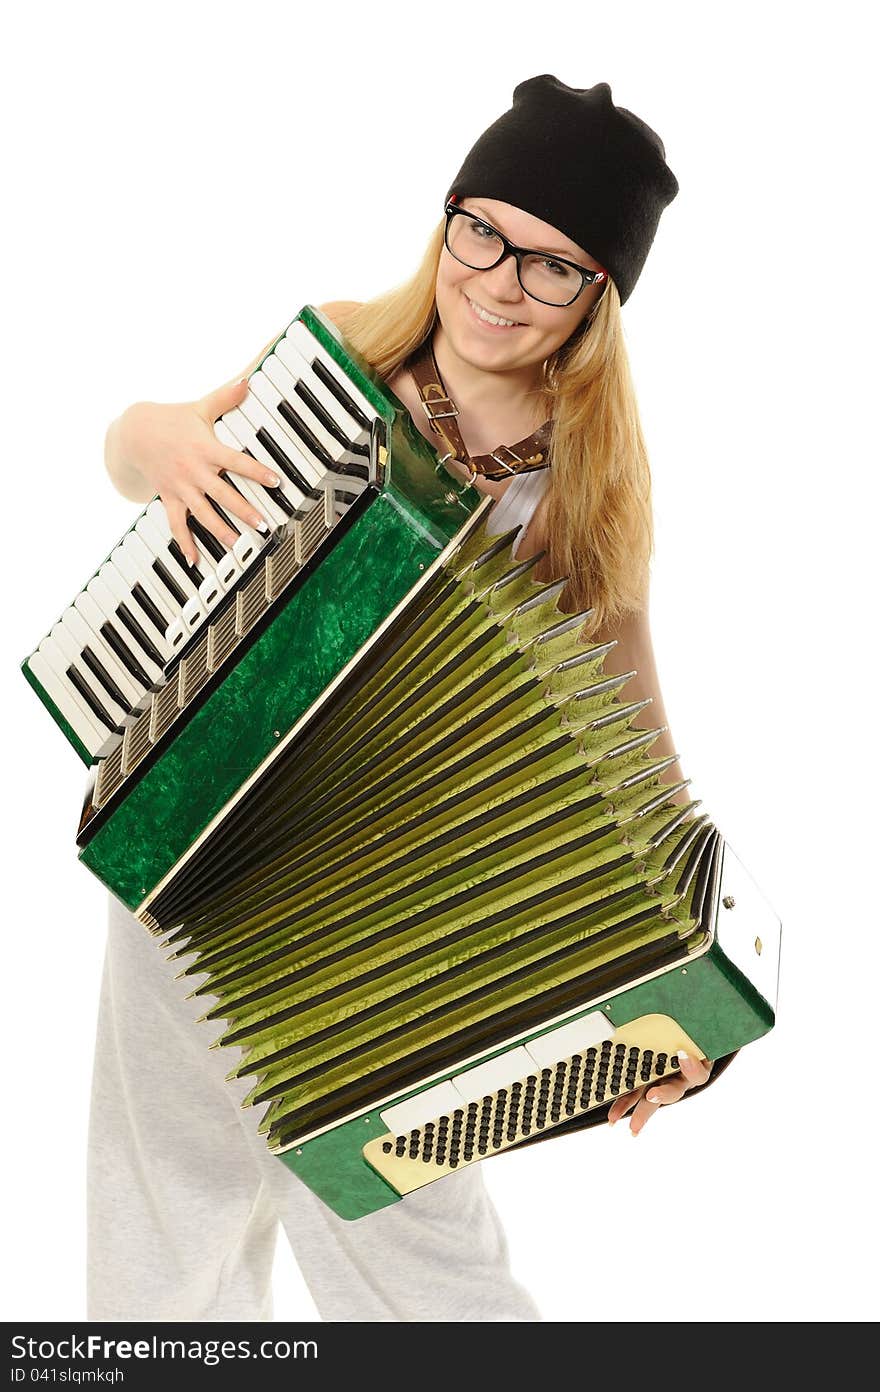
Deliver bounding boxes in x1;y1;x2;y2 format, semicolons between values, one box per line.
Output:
430;324;545;449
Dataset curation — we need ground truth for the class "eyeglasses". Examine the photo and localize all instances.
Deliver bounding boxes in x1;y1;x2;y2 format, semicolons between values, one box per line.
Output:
443;201;608;308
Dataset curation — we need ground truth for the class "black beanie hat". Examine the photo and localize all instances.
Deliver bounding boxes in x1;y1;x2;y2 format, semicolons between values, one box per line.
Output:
445;76;679;305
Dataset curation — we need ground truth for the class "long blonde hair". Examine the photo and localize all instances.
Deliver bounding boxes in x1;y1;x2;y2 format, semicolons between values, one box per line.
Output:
340;219;653;636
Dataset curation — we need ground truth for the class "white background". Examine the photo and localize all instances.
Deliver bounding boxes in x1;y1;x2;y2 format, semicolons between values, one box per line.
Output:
3;0;877;1323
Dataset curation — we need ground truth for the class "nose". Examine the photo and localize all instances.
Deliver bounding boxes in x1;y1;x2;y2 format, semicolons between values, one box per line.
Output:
474;251;524;305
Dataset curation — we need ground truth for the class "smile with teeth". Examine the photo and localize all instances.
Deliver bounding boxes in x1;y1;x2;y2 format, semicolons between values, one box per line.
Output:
464;293;523;328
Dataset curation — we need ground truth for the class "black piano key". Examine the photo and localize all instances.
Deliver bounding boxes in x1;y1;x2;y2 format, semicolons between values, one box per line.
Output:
187;516;227;564
66;665;117;731
115;603;164;669
218;478;271;558
335;463;370;483
80;648;133;715
241;448;296;517
310;357;371;431
206;496;240;536
254;427;314;496
219;475;273;532
152;558;187;607
293;379;369;457
167;538;204;587
100;621;151;687
274;398;335;471
131;582;170;640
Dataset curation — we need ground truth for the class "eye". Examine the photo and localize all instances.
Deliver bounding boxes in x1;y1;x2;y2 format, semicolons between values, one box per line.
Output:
470;221;500;242
538;257;568;277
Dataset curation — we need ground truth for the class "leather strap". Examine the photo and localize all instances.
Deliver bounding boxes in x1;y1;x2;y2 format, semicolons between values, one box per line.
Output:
408;338;552;482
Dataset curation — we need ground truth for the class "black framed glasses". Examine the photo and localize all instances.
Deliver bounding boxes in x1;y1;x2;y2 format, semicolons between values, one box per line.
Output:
443;200;608;308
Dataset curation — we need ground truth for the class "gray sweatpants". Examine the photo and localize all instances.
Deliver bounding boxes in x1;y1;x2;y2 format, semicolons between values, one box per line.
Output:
87;896;541;1322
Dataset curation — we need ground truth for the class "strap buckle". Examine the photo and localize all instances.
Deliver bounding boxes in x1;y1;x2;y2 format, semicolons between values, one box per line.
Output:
422;394;460;423
488;445;525;475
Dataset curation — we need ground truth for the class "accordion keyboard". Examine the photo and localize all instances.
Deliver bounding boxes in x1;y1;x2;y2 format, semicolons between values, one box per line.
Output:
25;321;379;762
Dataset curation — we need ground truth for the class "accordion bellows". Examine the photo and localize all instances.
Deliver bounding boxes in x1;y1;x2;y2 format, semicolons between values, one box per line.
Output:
150;518;730;1160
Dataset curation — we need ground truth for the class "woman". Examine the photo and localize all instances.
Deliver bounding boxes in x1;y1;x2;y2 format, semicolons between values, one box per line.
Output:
92;77;728;1322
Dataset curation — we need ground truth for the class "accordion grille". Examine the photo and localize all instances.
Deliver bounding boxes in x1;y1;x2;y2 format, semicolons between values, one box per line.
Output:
146;522;718;1152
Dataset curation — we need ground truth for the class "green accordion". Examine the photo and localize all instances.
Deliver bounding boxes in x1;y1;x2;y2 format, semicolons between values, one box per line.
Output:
22;307;780;1220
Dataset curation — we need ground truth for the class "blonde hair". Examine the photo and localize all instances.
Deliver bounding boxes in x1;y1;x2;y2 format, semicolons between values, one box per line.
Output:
340;219;653;636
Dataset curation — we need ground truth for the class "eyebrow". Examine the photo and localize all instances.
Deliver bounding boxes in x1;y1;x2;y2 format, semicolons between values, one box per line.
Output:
469;202;585;261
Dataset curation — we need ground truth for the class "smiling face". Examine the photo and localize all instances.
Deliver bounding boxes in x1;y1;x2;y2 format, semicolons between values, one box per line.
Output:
435;197;607;380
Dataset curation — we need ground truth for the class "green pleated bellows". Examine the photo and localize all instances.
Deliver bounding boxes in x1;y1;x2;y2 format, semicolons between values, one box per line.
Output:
148;521;712;1154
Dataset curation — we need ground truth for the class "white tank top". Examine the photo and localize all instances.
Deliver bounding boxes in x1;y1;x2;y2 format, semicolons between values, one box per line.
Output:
484;468;551;558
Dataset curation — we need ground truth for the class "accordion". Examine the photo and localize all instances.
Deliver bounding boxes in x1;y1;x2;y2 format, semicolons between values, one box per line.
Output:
23;306;781;1220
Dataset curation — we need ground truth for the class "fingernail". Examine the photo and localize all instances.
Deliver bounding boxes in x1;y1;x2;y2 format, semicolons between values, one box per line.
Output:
256;519;270;533
267;474;281;487
607;1117;616;1127
647;1092;661;1104
677;1051;690;1064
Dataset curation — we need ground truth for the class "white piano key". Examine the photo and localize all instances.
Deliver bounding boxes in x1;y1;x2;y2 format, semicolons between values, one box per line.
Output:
214;420;292;532
135;513;206;641
199;495;264;572
127;531;179;614
29;648;105;755
124;532;180;621
186;519;241;590
139;498;226;612
142;502;212;629
65;602;144;707
37;636;112;746
133;504;225;614
143;501;200;596
89;568;165;684
225;515;262;571
50;621;128;728
225;399;319;503
259;355;349;465
245;370;333;482
274;336;370;447
111;540;176;661
207;466;274;544
285;321;377;427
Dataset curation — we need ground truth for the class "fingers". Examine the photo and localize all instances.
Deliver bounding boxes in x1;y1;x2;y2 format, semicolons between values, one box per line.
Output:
628;1091;665;1137
196;376;250;423
208;473;271;534
186;491;239;551
607;1087;645;1126
217;441;281;492
607;1050;714;1137
606;1085;660;1137
677;1050;713;1088
163;496;199;567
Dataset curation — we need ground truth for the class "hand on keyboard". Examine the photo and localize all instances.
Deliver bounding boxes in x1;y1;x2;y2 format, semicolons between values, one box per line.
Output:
120;379;281;565
606;1050;714;1136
